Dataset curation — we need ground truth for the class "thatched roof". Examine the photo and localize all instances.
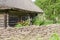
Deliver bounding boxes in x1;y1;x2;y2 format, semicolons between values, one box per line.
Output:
0;0;43;13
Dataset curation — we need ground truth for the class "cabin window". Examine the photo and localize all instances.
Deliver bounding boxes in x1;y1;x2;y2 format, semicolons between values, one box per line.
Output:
21;16;28;21
8;15;31;27
9;15;19;27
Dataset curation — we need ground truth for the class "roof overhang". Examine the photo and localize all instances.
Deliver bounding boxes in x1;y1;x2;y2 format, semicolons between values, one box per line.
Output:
0;0;43;13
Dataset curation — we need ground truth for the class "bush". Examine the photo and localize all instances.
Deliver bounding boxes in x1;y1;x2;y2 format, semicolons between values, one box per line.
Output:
15;23;23;28
49;33;60;40
44;20;53;25
21;20;30;26
32;14;44;26
15;19;30;28
57;20;60;24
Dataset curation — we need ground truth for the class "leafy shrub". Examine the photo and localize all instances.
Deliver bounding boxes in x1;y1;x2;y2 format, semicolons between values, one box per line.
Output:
32;14;44;26
15;19;30;28
21;19;30;26
15;23;23;28
49;33;60;40
44;20;53;25
57;20;60;24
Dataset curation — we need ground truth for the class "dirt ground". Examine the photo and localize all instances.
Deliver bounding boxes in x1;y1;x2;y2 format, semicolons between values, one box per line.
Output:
0;24;60;40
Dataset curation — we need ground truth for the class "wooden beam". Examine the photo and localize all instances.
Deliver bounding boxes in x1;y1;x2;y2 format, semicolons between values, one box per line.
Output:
4;13;7;28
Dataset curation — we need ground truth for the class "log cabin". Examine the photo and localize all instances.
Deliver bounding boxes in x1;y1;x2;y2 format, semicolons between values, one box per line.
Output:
0;0;43;27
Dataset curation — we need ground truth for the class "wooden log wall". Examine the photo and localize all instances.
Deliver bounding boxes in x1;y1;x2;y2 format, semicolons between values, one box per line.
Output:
0;14;5;27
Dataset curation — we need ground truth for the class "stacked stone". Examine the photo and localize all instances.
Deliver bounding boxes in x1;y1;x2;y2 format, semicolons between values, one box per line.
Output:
0;24;60;40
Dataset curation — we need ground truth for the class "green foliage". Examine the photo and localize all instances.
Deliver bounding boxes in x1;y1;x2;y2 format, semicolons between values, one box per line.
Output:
34;0;60;25
44;20;53;25
32;14;44;26
15;19;30;28
15;23;23;28
21;19;30;26
49;33;60;40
